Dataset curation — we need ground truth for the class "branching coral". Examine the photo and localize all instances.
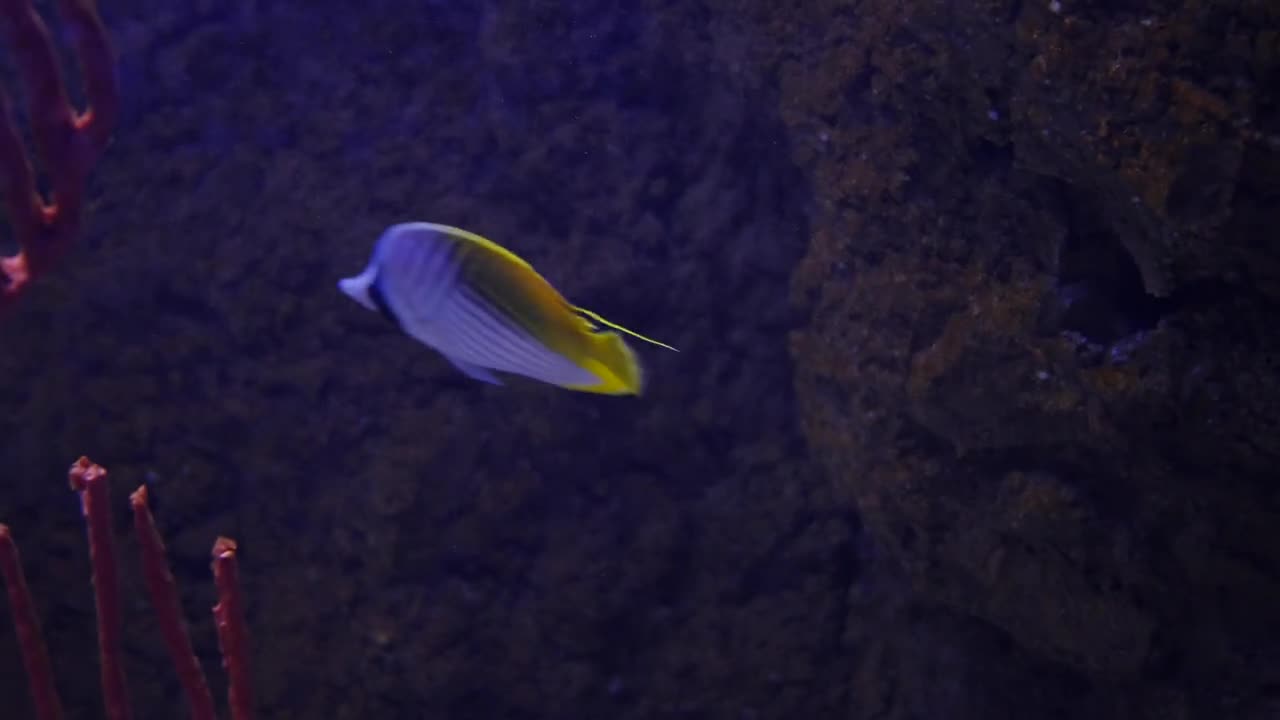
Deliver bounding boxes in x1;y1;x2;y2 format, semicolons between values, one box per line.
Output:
1;458;254;720
0;0;118;315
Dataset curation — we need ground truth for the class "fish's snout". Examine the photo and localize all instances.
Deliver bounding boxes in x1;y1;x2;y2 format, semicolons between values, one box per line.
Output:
338;272;377;311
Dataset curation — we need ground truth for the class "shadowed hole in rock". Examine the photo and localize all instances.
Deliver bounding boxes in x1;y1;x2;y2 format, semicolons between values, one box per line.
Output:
1040;176;1248;357
1042;180;1173;346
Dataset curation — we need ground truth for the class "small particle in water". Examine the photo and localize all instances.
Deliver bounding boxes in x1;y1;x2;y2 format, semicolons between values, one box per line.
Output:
988;109;1000;121
1035;370;1051;381
1049;0;1062;13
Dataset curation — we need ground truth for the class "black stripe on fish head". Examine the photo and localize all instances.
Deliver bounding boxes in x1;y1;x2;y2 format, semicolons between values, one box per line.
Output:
368;274;404;330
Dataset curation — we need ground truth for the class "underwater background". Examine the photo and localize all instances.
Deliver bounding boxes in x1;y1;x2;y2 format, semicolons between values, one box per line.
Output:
1;0;1278;718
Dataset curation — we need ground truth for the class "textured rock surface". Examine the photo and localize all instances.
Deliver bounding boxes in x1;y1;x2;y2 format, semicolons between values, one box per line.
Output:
0;0;1277;719
756;0;1280;717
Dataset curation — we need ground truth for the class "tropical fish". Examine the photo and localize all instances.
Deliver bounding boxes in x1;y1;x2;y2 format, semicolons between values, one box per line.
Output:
338;222;676;396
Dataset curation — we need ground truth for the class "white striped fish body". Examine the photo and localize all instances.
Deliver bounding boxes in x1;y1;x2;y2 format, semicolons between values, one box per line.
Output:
339;222;646;394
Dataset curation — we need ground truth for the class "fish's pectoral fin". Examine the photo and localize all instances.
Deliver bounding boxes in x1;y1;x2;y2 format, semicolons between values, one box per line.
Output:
445;355;504;386
571;305;679;352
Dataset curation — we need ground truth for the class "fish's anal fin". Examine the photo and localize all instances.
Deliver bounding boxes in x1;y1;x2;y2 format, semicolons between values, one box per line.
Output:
445;355;504;386
571;306;679;352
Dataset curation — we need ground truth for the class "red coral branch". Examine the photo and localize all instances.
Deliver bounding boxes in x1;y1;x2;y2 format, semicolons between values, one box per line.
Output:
68;457;132;720
130;487;217;720
0;524;65;720
212;537;254;720
0;0;118;315
3;457;257;719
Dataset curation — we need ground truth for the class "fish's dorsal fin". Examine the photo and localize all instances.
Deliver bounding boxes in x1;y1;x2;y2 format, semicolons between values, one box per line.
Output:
572;306;679;352
425;223;536;271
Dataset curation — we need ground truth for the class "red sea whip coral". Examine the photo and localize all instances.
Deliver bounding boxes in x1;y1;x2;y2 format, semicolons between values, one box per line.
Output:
1;7;254;716
0;0;117;314
1;459;255;720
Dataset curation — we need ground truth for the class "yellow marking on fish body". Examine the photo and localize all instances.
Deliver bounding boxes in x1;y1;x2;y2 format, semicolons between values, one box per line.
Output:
448;226;676;395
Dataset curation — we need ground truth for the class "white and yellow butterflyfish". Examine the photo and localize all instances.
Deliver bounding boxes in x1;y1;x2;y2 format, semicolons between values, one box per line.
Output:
338;222;677;395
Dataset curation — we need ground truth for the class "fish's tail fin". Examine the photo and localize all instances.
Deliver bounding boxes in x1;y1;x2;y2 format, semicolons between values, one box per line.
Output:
570;330;644;396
